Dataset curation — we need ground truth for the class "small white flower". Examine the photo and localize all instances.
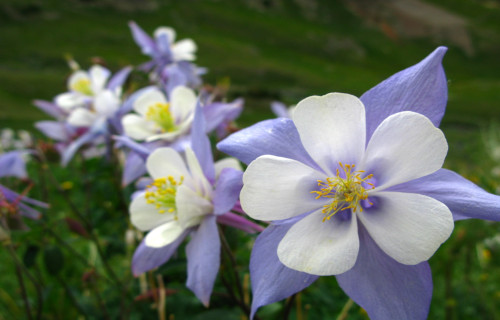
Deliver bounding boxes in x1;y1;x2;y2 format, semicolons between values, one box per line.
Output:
55;65;111;110
130;147;214;248
122;86;196;142
154;27;197;62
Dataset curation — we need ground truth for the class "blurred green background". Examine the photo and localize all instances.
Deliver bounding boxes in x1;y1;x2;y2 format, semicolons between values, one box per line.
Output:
1;0;500;319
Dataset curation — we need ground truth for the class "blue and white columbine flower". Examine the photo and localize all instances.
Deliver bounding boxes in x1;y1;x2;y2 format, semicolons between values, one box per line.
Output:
218;47;500;319
129;104;262;306
121;86;196;142
241;92;454;275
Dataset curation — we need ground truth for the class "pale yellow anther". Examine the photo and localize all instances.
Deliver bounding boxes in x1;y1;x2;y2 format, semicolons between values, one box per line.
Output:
145;175;184;216
146;102;176;132
71;78;93;96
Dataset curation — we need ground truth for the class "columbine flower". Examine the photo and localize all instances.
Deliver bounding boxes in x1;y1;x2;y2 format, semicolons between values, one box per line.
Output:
0;150;48;221
55;65;113;110
129;21;197;68
34;64;131;165
241;92;454;273
129;21;205;92
218;47;500;319
121;86;196;142
129;104;262;306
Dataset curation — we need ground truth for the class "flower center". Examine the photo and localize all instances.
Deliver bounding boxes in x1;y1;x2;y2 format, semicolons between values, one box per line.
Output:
145;176;184;218
146;103;176;132
311;162;374;222
71;78;93;96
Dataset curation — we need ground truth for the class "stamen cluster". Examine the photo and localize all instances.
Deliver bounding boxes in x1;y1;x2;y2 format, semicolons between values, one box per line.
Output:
71;78;93;96
146;103;176;132
311;162;374;222
145;175;184;217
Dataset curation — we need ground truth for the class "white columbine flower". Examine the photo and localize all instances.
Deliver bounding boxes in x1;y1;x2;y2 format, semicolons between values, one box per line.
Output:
121;86;196;142
240;93;454;276
129;147;213;247
55;65;111;110
154;27;197;62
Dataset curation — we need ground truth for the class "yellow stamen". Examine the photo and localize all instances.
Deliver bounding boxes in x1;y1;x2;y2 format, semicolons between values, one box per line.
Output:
71;78;93;96
146;102;176;132
311;162;374;222
145;175;184;216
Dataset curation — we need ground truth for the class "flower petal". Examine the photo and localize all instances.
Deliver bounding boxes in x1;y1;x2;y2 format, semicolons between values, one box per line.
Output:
359;191;453;265
130;193;175;231
107;66;132;91
185;147;212;198
388;168;500;221
213;168;243;215
186;215;220;306
89;65;111;94
0;151;27;179
170;86;196;122
67;108;97;127
129;21;157;56
363;111;447;190
122;151;147;187
241;155;324;221
146;147;190;182
132;230;188;276
154;26;176;44
94;90;120;117
172;39;197;61
250;221;318;319
176;184;213;229
336;225;433;320
362;47;448;141
191;102;215;183
133;88;167;116
217;118;319;170
122;114;156;140
35;121;69;141
277;210;359;275
55;92;85;110
144;221;185;248
293;93;366;174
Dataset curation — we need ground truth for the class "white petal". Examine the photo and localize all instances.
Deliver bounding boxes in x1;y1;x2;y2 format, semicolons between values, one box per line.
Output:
214;158;242;178
154;26;176;44
293;93;366;175
358;191;453;265
241;155;325;221
172;39;197;61
362;111;448;190
67;108;96;127
55;92;85;110
144;221;184;248
133;88;168;116
277;210;359;275
130;193;175;231
94;90;120;117
122;114;157;140
146;147;194;188
89;65;111;94
185;148;212;198
176;185;213;229
170;86;196;122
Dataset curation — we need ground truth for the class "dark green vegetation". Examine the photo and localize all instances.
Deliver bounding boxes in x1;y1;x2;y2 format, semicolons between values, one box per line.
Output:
1;0;500;319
